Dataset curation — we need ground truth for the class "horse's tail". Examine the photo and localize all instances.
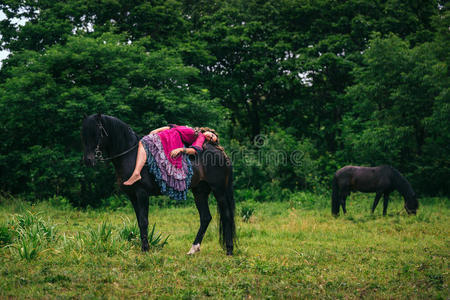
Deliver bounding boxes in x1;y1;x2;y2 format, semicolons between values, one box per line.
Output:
217;163;236;254
331;175;340;216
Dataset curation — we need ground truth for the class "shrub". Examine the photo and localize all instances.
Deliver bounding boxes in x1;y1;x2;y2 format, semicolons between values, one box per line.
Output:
101;194;129;210
229;129;321;193
48;195;71;209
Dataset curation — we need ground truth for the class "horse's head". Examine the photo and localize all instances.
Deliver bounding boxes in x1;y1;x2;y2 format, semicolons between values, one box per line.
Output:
405;193;419;215
81;113;107;167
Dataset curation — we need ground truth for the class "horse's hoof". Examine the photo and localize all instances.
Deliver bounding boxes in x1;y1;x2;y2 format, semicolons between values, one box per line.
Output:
187;244;200;255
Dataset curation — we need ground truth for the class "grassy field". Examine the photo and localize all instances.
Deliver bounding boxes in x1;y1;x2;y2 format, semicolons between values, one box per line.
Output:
0;193;448;299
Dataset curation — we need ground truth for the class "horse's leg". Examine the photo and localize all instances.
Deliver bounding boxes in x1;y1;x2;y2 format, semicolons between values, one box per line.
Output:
331;177;341;216
341;194;347;214
130;188;150;251
339;189;349;214
383;193;390;216
372;193;382;214
212;187;235;255
188;182;212;255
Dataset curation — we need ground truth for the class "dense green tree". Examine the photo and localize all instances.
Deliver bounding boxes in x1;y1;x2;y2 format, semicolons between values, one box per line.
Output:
340;31;449;194
182;0;440;150
0;33;223;204
0;0;189;53
0;0;448;201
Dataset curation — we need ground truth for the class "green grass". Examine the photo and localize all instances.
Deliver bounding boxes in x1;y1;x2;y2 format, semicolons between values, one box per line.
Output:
0;193;448;299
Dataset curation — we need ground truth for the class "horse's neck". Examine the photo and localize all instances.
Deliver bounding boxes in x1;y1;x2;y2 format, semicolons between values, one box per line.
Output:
103;116;137;157
393;172;413;198
102;116;139;179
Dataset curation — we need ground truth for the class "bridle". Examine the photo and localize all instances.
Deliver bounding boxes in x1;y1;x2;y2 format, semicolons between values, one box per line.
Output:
94;119;139;162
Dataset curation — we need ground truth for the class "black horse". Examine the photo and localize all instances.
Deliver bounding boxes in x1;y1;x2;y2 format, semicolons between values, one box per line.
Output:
81;114;236;255
331;165;418;216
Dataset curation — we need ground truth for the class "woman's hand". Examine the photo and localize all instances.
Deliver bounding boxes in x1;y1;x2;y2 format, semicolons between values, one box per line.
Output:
170;148;184;158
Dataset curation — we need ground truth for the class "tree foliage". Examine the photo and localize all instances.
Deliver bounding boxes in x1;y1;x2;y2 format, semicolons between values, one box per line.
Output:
0;32;224;205
0;0;448;204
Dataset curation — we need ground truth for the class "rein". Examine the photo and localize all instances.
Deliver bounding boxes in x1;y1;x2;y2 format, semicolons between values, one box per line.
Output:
95;119;139;162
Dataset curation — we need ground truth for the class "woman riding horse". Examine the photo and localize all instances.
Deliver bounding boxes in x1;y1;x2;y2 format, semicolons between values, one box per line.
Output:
82;115;235;255
123;125;219;195
123;125;224;254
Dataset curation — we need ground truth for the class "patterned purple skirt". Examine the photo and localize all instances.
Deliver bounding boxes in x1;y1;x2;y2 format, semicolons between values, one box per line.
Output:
140;134;193;200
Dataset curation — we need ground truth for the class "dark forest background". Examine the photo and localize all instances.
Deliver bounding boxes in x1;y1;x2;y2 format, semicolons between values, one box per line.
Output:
0;0;448;207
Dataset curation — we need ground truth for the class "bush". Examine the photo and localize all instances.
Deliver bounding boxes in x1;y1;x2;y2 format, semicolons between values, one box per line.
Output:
229;129;321;193
48;195;71;209
101;194;129;210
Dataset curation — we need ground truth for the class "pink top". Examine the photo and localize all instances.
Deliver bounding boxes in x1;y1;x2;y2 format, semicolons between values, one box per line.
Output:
157;125;205;169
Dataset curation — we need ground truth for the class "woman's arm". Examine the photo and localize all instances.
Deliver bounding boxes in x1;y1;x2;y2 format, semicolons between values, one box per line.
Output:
170;147;196;158
150;126;170;134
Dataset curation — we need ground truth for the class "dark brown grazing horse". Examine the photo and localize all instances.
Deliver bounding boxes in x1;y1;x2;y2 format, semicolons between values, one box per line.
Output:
81;114;235;255
332;165;418;216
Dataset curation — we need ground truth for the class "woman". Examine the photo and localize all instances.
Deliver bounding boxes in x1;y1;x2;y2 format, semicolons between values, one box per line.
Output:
123;124;219;200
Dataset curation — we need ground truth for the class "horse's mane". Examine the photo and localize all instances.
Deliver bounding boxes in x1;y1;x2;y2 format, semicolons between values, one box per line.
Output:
202;143;232;167
101;115;138;154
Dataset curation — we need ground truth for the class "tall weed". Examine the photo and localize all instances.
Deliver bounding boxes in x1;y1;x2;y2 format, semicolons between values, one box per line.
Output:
119;218;139;243
8;210;58;260
0;223;13;246
240;202;256;222
86;221;119;255
148;223;169;249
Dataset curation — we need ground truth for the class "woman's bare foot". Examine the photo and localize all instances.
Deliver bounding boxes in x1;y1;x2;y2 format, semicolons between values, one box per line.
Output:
123;174;141;185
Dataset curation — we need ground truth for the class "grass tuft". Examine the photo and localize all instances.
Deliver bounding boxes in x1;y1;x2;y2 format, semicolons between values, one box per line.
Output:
240;202;256;222
148;223;169;249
